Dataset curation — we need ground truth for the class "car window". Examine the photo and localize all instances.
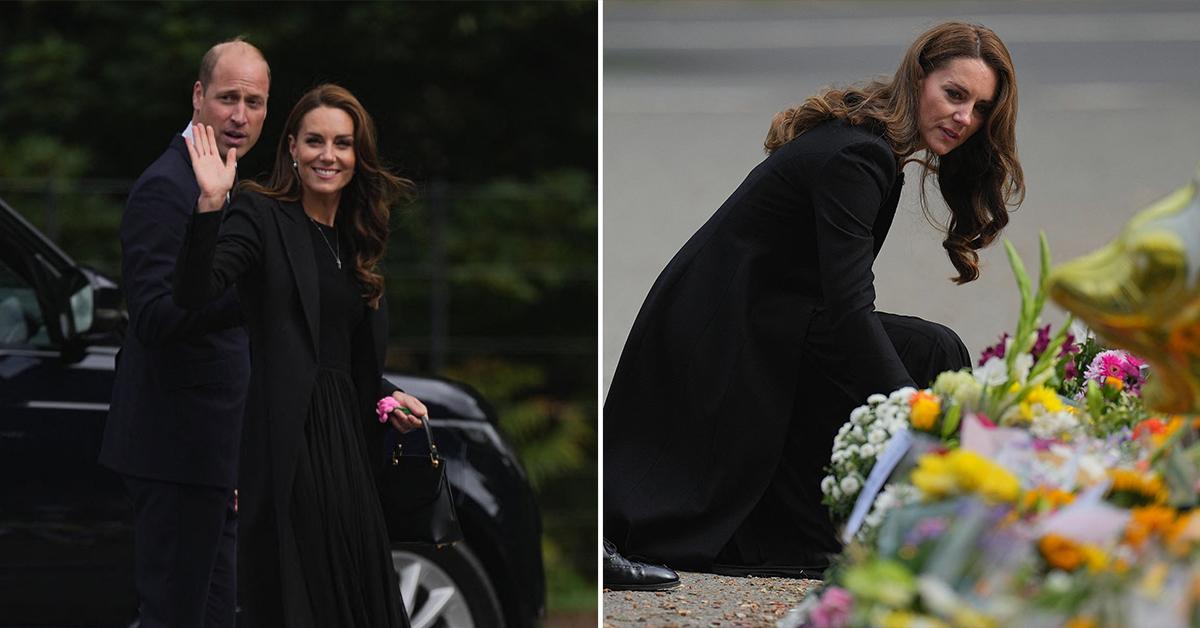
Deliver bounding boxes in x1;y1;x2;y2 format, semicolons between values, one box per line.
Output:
0;258;49;346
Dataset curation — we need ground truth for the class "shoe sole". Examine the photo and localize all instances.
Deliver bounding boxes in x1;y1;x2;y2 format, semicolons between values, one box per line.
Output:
604;580;682;592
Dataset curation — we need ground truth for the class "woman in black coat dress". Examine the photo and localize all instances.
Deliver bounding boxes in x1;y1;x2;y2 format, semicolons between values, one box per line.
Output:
175;85;426;626
604;22;1025;578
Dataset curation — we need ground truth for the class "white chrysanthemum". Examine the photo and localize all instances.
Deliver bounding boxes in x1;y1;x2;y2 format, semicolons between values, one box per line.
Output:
845;445;860;458
861;482;920;533
860;444;876;458
889;387;917;403
840;475;860;495
850;425;865;440
867;428;886;444
849;406;869;424
867;393;887;405
821;475;836;496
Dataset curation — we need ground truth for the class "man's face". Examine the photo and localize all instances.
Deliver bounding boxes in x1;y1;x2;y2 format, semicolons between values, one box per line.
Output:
192;49;270;159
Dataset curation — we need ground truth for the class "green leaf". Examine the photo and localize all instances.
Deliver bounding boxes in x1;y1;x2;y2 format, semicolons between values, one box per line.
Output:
1031;232;1051;326
941;403;962;439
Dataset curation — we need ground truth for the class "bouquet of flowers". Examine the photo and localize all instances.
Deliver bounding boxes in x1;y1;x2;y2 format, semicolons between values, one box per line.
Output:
821;387;917;520
784;236;1200;628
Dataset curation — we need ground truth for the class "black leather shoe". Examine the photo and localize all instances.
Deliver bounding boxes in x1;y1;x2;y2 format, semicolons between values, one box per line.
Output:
603;538;681;591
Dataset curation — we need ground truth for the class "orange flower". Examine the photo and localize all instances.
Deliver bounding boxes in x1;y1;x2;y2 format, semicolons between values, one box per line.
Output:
909;391;941;431
1124;506;1178;549
1019;486;1075;514
1104;376;1125;391
1064;617;1097;628
1166;511;1200;557
1039;534;1086;571
1132;417;1168;440
1039;534;1113;573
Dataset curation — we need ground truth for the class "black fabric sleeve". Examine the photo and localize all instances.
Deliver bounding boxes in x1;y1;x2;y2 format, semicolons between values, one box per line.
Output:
120;175;243;346
810;139;916;400
173;193;264;310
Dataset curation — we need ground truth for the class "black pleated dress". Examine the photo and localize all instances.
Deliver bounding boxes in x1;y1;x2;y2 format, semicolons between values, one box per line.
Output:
284;220;408;627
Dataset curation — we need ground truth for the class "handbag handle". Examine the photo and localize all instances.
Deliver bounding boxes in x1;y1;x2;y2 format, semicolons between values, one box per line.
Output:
391;413;441;468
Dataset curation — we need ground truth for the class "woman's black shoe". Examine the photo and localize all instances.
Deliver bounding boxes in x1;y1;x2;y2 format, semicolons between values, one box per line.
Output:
603;538;680;591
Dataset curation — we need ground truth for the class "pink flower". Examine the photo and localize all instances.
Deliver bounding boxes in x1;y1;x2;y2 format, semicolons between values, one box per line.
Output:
1084;350;1147;395
809;586;853;628
376;396;401;423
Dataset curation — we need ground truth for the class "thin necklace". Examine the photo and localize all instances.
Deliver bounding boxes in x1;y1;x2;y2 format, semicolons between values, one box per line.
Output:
308;216;342;269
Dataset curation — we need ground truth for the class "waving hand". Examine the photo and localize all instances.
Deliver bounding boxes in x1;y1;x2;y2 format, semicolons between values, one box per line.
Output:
185;123;237;213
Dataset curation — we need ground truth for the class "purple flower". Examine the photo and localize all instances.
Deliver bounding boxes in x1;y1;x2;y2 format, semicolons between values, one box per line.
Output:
979;332;1009;366
809;586;853;628
1031;324;1052;360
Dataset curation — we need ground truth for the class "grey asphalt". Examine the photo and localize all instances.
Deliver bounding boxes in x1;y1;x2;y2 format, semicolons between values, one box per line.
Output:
603;572;820;627
601;2;1200;623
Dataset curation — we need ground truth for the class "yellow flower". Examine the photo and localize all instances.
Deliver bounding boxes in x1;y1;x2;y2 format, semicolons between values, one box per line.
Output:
1018;386;1064;421
911;453;958;499
912;450;1019;503
1108;468;1169;504
1064;617;1097;628
909;391;941;431
878;611;951;628
1104;376;1125;391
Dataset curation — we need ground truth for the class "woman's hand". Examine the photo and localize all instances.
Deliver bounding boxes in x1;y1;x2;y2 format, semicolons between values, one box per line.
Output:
376;392;428;433
184;123;237;213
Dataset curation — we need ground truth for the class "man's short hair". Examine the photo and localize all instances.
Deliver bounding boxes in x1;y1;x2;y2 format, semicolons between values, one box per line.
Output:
197;37;270;91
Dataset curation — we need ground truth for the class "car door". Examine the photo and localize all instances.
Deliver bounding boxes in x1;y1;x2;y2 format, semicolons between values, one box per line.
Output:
0;199;135;623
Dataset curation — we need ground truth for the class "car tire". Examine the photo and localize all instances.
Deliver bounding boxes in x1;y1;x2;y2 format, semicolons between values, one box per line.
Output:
392;542;505;628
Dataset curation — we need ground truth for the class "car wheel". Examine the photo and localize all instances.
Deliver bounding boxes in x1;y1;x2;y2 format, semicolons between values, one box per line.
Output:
392;542;505;628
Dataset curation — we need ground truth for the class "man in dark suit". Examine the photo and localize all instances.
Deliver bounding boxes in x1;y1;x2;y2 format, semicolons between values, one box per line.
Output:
100;38;270;628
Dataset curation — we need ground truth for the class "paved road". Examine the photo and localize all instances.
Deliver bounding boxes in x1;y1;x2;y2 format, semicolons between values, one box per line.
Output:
603;0;1200;393
603;572;820;627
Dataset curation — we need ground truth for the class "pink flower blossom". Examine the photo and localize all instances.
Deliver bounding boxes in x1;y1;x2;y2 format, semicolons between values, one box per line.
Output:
809;586;853;628
1083;350;1147;395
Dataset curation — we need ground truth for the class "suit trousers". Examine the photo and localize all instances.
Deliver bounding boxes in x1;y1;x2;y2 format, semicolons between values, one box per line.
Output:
716;312;970;576
123;475;237;628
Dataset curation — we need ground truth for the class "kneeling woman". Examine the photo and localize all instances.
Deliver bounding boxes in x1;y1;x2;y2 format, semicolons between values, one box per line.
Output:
604;21;1024;578
177;85;424;626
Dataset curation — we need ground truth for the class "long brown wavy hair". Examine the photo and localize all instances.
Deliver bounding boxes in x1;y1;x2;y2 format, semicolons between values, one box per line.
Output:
244;84;412;308
764;21;1024;284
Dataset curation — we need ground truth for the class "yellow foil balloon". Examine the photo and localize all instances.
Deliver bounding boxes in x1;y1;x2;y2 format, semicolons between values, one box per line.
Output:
1048;166;1200;414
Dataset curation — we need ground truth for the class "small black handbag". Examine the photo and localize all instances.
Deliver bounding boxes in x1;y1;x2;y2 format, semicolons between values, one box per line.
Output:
379;415;464;547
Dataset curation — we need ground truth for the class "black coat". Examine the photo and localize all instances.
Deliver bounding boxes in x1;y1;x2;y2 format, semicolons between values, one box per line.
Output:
604;120;917;569
100;134;249;488
173;190;398;609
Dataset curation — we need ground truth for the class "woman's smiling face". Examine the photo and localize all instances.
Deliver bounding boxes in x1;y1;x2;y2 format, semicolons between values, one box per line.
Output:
916;56;998;156
289;105;357;200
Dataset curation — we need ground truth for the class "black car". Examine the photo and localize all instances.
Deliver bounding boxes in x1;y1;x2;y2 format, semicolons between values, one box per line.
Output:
0;197;545;627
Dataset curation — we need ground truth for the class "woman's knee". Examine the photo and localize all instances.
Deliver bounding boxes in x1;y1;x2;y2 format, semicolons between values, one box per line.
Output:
882;314;971;384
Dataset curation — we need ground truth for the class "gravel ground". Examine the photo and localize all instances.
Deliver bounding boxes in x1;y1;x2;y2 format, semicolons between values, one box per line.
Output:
603;572;820;627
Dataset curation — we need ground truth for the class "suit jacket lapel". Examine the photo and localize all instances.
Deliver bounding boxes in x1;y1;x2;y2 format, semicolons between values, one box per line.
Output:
276;200;321;357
